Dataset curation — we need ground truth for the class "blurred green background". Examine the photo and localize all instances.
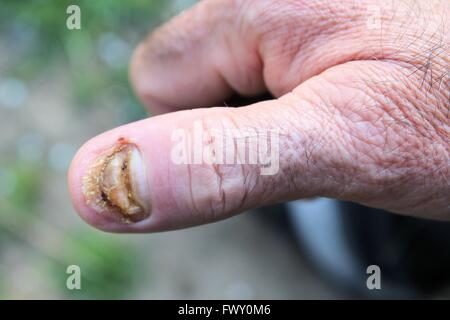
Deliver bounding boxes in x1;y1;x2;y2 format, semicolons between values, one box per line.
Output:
0;0;195;299
0;0;335;299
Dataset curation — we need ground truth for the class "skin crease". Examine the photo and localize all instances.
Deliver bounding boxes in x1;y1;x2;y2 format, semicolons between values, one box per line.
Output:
68;0;449;233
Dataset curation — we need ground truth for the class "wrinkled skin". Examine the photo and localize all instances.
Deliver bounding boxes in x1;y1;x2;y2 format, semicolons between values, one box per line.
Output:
69;0;449;232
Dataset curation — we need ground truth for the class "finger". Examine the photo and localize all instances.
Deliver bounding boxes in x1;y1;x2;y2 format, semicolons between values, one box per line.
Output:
70;60;449;233
130;0;266;114
130;0;433;114
130;0;378;114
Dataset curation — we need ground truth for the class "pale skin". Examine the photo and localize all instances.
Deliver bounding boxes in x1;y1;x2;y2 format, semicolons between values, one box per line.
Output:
68;0;449;232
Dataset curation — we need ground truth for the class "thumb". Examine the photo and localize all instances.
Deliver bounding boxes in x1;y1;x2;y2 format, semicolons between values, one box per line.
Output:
68;80;346;233
69;61;449;233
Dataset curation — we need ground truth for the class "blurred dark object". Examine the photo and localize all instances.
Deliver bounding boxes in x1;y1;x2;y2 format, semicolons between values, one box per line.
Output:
259;200;450;299
222;92;274;107
341;202;450;296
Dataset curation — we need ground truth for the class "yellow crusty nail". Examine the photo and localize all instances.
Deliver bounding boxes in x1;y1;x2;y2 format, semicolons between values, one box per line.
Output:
82;139;150;223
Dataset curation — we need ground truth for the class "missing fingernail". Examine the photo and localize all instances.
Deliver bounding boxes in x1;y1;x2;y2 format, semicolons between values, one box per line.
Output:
82;140;150;223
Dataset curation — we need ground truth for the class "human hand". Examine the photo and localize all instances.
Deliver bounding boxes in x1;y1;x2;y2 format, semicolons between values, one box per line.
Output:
68;0;449;232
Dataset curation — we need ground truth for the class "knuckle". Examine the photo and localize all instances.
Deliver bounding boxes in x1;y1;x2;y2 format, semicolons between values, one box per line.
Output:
183;114;252;222
329;63;449;210
304;59;449;214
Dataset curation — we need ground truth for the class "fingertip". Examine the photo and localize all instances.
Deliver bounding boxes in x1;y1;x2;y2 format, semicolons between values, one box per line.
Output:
129;42;168;114
68;137;130;233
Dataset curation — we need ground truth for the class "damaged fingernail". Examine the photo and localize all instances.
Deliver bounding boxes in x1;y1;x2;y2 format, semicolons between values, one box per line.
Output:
82;140;150;223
